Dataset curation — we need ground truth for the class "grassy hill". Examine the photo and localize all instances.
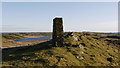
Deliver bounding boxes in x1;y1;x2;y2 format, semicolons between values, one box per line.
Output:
2;32;119;66
2;33;26;40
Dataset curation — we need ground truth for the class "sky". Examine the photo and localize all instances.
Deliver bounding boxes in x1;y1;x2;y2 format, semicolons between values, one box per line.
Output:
1;0;119;2
2;2;118;32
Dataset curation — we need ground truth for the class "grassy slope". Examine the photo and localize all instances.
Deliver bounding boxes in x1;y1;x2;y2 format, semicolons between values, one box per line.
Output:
2;33;52;48
2;34;26;40
2;34;27;48
2;32;119;66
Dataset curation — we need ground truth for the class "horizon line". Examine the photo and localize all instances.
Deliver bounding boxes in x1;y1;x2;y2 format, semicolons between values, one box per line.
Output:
1;31;119;33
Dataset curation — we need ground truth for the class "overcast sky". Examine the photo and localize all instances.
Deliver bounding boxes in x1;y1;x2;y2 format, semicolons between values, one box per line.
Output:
2;2;118;32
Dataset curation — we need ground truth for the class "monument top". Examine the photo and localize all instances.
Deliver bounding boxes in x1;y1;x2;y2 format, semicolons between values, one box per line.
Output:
53;17;62;19
53;16;63;18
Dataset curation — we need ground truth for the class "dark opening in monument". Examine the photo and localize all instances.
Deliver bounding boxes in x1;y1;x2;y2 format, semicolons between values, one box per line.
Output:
52;17;64;47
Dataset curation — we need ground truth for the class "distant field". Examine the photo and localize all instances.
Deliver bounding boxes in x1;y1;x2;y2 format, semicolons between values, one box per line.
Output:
2;32;52;48
2;32;120;66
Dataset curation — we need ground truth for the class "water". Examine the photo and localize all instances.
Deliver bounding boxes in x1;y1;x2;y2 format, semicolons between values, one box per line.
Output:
14;37;52;41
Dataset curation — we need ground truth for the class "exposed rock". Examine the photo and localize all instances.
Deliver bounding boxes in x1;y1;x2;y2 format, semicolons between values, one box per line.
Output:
77;55;84;59
79;44;84;50
73;36;78;41
80;52;84;54
70;32;78;41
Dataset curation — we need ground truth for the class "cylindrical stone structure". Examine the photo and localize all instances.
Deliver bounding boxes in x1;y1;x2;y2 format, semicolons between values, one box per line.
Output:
52;17;64;47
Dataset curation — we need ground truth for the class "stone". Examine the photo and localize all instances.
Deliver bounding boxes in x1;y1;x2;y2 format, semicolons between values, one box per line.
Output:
80;52;84;54
52;17;64;47
77;55;84;59
79;44;84;50
73;36;78;41
72;33;78;41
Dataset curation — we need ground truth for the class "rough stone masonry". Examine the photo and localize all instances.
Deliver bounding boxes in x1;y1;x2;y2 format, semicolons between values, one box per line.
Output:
52;17;64;47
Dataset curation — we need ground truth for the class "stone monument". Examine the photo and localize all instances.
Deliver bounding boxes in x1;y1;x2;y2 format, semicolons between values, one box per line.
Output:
52;17;64;47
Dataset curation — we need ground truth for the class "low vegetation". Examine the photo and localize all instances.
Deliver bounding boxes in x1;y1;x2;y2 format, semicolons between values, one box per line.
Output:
2;32;119;66
2;34;26;40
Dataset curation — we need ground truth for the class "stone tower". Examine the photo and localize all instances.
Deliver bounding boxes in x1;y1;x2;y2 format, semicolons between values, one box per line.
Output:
52;17;64;47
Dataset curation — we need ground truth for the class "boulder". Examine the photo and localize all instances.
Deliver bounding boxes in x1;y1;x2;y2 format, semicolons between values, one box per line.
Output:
71;32;78;41
79;44;84;50
77;55;84;59
80;52;84;54
73;35;78;41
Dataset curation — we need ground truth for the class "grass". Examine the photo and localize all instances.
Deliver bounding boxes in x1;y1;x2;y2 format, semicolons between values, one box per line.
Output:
2;34;26;40
2;32;120;66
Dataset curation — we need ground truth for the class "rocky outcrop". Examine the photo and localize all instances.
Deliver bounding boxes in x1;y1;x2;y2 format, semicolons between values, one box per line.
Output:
79;44;84;50
77;55;84;59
